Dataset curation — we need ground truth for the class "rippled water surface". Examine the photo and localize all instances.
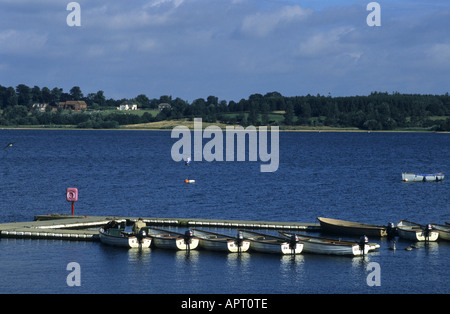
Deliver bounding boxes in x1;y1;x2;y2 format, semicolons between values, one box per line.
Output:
0;129;449;294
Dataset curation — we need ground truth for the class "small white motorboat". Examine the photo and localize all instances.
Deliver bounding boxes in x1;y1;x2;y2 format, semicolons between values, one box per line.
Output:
146;227;199;250
402;172;444;182
279;231;375;256
240;230;303;255
430;223;450;241
193;229;250;253
99;227;151;249
397;220;439;241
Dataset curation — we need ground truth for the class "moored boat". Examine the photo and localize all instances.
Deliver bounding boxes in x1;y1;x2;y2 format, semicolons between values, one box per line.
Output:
192;229;250;253
99;227;151;249
239;230;303;255
402;172;444;182
317;217;390;237
397;220;439;242
145;227;199;250
279;231;375;256
430;223;450;241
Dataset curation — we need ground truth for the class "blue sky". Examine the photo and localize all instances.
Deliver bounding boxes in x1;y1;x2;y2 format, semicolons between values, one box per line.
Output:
0;0;449;102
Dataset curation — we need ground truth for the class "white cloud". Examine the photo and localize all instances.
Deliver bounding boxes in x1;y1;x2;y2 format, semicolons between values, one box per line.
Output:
427;43;450;67
295;27;357;58
241;5;312;37
147;0;185;8
0;29;48;54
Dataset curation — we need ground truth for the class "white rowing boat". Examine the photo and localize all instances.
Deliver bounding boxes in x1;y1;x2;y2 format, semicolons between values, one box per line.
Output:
397;220;439;241
99;228;151;249
239;230;303;255
279;231;375;256
430;223;450;241
146;227;199;250
402;172;444;182
192;229;250;253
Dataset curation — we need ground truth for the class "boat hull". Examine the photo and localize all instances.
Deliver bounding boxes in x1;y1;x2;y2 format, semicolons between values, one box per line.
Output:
279;232;372;256
146;227;199;250
249;240;303;254
431;224;450;241
240;230;303;255
99;228;151;248
193;229;251;253
197;238;250;252
152;237;199;250
317;217;387;237
402;172;444;182
397;221;439;241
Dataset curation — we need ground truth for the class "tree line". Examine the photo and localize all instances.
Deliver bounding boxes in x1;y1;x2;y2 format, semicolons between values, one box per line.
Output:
1;84;450;131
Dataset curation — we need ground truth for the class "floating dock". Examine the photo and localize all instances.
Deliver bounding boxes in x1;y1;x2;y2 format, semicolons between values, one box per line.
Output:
0;214;320;241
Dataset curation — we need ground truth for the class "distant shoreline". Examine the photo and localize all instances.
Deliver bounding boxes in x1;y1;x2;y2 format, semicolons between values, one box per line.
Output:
1;123;448;133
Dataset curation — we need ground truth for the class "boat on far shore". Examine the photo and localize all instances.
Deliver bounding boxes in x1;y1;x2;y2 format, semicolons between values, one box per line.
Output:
317;217;391;237
402;172;444;182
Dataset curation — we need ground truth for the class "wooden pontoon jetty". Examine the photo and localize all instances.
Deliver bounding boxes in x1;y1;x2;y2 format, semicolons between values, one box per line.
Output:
0;214;320;241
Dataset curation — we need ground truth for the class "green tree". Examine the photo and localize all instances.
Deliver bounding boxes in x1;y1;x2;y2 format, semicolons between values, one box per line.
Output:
283;102;294;125
31;86;43;103
16;84;32;108
94;91;105;107
70;86;83;100
135;94;150;109
5;87;18;107
51;88;62;104
41;87;52;103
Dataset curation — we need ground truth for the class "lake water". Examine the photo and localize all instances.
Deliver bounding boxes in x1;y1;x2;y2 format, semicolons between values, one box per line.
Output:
0;129;448;295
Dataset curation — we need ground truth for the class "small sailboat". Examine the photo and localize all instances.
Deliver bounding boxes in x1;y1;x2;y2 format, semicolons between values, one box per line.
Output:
185;157;191;166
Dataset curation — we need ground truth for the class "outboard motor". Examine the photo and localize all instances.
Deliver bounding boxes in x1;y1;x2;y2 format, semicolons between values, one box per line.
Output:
289;235;300;254
183;229;194;243
424;224;433;241
359;235;369;255
183;229;194;251
387;222;396;250
137;229;147;243
235;231;244;246
386;222;396;241
235;231;244;253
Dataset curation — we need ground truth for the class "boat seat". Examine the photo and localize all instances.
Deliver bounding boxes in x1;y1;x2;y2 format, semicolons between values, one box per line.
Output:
108;228;122;236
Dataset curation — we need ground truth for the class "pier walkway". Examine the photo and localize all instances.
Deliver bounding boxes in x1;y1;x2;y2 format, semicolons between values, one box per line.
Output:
0;214;320;241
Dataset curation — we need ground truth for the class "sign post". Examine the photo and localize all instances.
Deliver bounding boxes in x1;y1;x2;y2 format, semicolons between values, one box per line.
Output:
66;188;78;215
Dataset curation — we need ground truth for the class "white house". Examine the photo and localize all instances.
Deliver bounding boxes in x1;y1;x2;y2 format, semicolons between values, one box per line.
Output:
117;102;138;110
